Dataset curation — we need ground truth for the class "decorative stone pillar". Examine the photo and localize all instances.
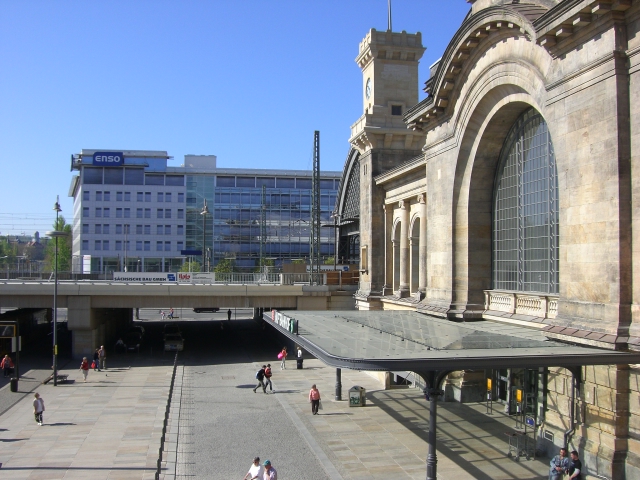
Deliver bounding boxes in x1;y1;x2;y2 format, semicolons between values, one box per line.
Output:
418;194;427;295
383;204;393;295
392;238;399;291
398;200;410;296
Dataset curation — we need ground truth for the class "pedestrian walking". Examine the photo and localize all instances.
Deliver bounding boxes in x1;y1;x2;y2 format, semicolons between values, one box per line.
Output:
99;345;107;370
80;357;90;382
160;310;165;320
309;384;321;415
568;450;582;480
1;354;14;377
549;447;569;480
243;456;264;480
278;347;287;370
227;309;232;321
262;460;277;480
168;308;174;319
93;348;100;371
33;392;45;425
264;364;273;392
253;365;267;393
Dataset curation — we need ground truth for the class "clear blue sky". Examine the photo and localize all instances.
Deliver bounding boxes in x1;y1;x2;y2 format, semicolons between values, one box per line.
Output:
0;1;470;236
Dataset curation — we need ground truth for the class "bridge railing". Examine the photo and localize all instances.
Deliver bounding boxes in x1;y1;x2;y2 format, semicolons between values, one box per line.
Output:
2;272;328;286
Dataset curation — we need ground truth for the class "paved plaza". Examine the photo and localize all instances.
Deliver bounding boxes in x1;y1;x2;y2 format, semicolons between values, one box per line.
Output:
0;319;554;479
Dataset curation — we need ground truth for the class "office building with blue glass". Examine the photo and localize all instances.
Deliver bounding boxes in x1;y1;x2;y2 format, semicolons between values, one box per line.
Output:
69;150;340;273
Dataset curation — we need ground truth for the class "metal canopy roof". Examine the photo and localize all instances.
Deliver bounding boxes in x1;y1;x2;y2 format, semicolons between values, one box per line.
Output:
267;310;640;373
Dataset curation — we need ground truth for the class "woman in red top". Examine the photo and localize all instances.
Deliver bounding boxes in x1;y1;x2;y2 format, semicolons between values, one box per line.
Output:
1;354;14;378
279;347;287;370
309;384;321;415
80;357;90;382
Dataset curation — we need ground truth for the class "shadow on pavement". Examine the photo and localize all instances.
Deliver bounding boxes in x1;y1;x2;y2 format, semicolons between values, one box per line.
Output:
370;390;546;480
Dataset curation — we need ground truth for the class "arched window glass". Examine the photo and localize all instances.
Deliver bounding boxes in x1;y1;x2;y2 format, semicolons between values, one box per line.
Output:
493;108;558;294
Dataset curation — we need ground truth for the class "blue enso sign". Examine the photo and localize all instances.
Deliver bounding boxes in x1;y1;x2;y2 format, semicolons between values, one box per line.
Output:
92;151;124;167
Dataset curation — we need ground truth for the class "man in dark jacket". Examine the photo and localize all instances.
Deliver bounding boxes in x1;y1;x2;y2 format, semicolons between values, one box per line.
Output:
253;365;266;393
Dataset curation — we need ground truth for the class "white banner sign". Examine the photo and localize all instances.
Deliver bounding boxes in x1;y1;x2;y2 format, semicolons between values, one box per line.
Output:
112;272;216;284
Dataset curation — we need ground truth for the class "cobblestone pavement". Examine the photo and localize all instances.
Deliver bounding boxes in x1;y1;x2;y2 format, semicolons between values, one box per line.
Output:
175;320;550;480
0;318;552;479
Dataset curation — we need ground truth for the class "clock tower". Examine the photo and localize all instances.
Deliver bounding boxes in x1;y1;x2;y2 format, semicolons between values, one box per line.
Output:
349;28;426;308
350;28;425;152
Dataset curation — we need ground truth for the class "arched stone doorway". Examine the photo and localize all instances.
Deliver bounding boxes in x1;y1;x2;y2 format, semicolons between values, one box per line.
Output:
452;93;556;314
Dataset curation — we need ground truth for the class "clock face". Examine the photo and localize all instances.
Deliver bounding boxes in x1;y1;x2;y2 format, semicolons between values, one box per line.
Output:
365;78;371;99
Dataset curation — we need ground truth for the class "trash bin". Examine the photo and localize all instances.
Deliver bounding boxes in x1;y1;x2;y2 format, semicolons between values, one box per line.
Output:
10;378;18;392
296;358;303;369
349;386;366;407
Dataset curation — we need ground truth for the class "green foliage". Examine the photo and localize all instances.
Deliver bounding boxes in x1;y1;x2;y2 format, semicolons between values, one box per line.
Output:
214;258;235;273
0;237;16;263
253;258;274;273
44;215;72;272
291;259;306;265
179;261;201;272
324;256;335;265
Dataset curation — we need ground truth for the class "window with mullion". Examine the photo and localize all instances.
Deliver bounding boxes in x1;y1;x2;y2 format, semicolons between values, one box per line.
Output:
492;108;558;294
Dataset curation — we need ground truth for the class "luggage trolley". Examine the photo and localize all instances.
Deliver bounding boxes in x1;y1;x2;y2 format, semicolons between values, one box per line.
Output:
504;430;532;461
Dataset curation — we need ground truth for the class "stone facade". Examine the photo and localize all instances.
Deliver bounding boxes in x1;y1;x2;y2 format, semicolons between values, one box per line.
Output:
335;0;640;477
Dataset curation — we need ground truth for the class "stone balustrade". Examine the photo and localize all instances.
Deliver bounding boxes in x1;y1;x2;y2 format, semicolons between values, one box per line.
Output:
484;290;559;319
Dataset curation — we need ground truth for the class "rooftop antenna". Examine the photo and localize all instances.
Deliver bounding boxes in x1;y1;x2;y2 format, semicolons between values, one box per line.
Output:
387;0;392;31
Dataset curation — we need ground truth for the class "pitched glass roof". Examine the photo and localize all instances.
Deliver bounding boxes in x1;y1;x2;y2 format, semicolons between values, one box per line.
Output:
269;311;640;372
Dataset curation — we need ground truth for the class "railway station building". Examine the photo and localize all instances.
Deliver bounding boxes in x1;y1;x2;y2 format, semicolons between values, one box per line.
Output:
332;0;640;477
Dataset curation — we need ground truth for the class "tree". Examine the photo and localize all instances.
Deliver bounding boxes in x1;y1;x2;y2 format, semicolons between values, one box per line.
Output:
324;256;335;265
214;258;235;273
44;216;72;272
179;261;201;272
0;237;17;272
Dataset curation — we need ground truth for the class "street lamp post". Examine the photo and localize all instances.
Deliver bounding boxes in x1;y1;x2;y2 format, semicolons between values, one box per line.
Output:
200;200;210;272
46;196;67;387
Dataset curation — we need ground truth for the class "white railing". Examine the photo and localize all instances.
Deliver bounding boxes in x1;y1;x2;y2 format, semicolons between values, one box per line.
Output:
484;290;559;319
4;272;328;286
280;273;327;285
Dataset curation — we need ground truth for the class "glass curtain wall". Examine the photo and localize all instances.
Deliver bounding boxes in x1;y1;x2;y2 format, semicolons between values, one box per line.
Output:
186;174;337;272
186;175;215;268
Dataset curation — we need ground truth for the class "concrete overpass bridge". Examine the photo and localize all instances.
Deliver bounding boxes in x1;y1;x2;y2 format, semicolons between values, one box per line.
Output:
0;278;356;356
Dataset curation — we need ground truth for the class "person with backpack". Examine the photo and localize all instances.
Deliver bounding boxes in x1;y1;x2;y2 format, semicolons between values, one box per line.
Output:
253;365;266;393
264;364;273;393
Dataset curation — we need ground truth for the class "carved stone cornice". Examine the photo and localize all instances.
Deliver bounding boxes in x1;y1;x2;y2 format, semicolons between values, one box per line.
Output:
534;0;632;52
404;6;538;133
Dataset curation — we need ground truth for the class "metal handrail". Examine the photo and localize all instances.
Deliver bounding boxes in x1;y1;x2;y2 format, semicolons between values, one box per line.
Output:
1;272;329;286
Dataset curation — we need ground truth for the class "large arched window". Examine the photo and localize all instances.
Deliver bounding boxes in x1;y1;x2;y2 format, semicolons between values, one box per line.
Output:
493;108;558;294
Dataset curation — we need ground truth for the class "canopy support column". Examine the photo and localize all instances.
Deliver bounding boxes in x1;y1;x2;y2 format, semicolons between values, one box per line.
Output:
335;368;342;401
420;370;446;480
